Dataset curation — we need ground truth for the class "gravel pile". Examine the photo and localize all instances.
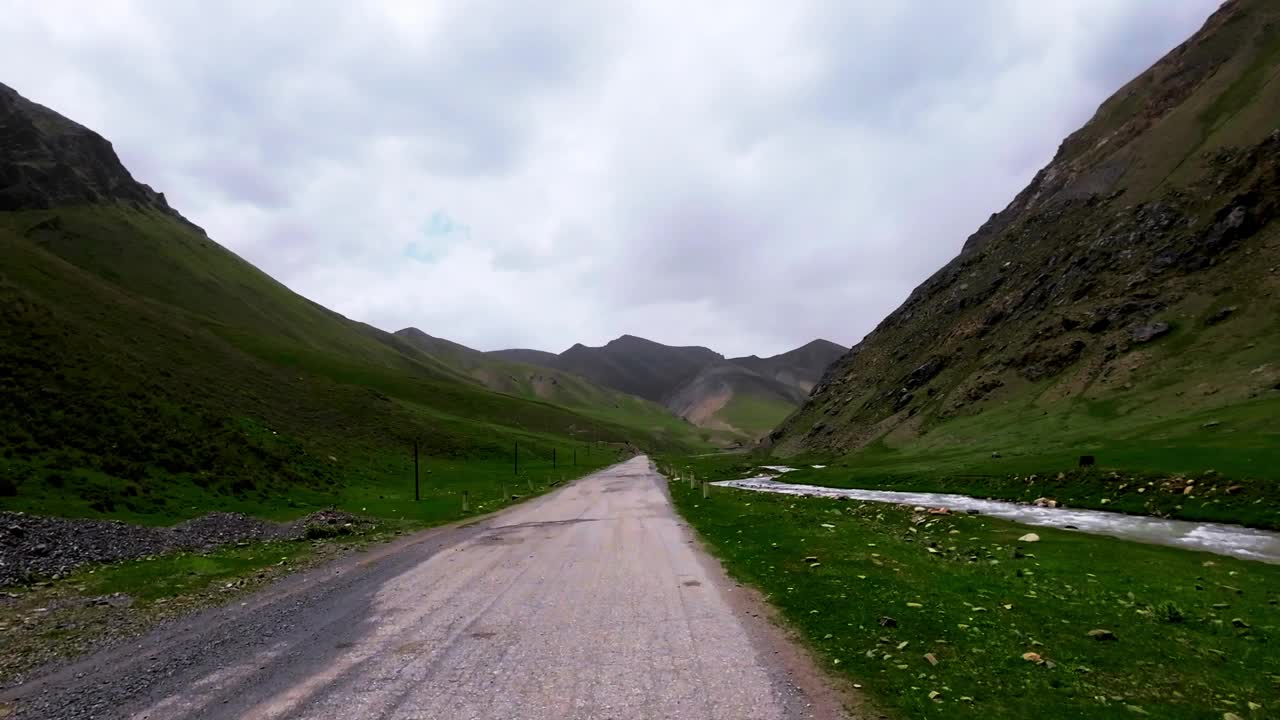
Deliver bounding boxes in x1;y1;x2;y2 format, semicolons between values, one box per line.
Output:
0;510;373;587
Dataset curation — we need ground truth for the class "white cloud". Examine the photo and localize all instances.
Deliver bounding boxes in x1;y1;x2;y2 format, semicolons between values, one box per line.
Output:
0;0;1221;356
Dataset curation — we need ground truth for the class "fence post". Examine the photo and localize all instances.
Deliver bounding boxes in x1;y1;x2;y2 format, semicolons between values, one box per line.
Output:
463;490;471;512
414;439;420;502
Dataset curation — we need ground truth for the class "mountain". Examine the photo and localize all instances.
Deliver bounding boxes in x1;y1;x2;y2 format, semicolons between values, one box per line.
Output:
488;348;560;366
0;81;705;522
394;328;706;442
488;335;846;438
553;335;723;403
769;0;1280;480
728;339;847;394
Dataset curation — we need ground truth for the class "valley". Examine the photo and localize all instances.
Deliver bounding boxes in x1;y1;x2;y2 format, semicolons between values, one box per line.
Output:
3;0;1280;718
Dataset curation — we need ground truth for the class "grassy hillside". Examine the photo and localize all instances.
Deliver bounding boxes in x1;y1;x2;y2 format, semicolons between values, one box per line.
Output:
769;0;1280;505
0;205;705;523
664;362;806;438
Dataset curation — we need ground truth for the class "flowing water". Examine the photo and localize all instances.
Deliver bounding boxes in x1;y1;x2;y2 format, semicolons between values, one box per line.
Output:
713;476;1280;564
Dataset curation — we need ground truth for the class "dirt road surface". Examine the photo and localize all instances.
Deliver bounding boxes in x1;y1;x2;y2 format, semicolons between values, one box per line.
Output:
5;456;852;720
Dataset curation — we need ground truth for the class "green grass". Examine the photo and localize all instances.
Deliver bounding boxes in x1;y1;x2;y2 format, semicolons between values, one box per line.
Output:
0;204;707;526
72;540;318;602
717;393;797;436
669;477;1280;719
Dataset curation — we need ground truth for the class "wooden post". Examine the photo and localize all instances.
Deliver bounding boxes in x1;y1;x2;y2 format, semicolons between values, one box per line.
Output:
502;483;508;501
702;478;709;499
527;476;534;493
413;439;420;502
463;490;470;512
514;441;518;475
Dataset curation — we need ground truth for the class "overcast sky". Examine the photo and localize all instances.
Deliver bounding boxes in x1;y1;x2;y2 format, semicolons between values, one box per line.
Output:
2;1;1220;357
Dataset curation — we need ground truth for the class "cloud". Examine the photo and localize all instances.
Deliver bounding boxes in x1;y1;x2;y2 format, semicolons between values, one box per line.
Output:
0;0;1221;357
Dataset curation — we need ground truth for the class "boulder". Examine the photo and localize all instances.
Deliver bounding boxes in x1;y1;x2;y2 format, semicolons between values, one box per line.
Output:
1130;322;1171;343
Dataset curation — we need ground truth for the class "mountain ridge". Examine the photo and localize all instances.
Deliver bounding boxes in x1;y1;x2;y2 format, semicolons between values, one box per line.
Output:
480;334;846;437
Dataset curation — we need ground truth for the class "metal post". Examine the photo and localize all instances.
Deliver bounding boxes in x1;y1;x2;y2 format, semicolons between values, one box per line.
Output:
414;439;420;502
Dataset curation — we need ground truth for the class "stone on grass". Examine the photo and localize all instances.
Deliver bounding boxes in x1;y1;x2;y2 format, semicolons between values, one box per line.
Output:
1087;629;1117;641
1021;652;1042;663
924;653;938;666
878;616;898;628
1017;533;1041;543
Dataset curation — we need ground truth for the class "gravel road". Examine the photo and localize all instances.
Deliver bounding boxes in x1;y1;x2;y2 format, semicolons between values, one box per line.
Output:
3;456;853;720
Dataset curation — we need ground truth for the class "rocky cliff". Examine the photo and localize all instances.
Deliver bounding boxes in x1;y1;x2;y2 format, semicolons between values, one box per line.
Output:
0;82;190;224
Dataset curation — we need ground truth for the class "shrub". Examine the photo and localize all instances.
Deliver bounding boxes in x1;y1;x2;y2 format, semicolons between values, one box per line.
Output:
1160;601;1186;624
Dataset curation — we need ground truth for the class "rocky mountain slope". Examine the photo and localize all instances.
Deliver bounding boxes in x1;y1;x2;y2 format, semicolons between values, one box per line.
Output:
0;82;183;219
770;0;1280;475
0;82;703;522
492;335;845;437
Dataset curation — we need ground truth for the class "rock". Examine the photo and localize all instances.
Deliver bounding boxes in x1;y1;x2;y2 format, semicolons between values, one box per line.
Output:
90;593;134;609
1205;306;1236;325
1230;618;1249;628
0;508;374;586
966;509;981;515
927;507;950;515
1021;652;1042;663
1130;322;1171;343
1202;420;1221;428
1033;498;1058;508
924;653;938;666
990;451;1002;458
878;616;898;628
1087;629;1117;641
1223;714;1243;720
1017;533;1041;543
